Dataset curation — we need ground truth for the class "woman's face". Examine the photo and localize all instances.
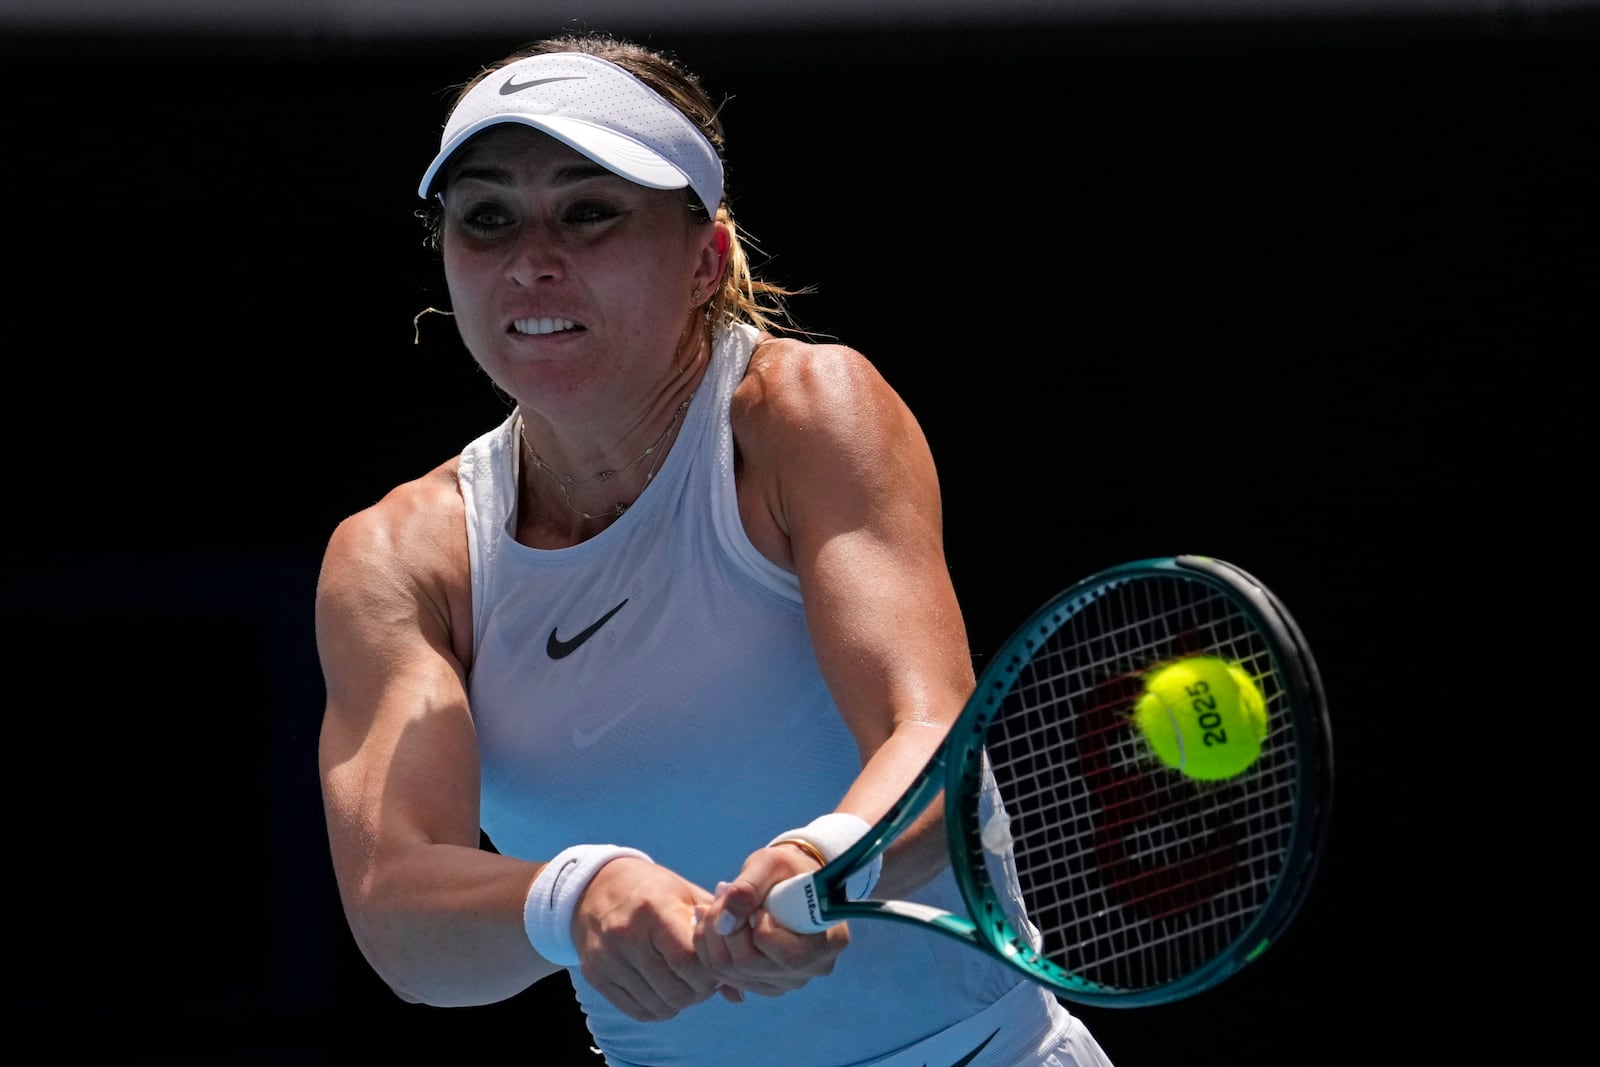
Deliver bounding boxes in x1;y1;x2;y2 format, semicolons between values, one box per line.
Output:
439;125;717;414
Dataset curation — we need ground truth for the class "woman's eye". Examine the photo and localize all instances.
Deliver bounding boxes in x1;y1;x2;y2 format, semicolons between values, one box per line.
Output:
566;200;620;225
460;204;513;232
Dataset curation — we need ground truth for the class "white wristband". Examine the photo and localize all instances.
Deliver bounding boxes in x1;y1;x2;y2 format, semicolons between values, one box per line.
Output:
524;844;652;967
767;812;881;900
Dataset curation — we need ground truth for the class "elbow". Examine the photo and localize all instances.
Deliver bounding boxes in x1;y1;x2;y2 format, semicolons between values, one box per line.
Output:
345;909;540;1009
387;982;427;1006
342;904;454;1007
385;979;491;1009
346;922;430;1005
359;938;508;1009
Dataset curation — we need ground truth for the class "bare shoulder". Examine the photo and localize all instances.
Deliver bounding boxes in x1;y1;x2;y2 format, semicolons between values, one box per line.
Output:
319;458;466;589
315;458;473;666
735;335;913;446
732;334;938;562
739;335;884;411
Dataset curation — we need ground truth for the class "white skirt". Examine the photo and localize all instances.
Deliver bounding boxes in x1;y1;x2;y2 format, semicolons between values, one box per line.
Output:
854;980;1116;1067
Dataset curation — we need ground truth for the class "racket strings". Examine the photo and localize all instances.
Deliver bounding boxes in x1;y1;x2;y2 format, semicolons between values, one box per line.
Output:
967;573;1303;995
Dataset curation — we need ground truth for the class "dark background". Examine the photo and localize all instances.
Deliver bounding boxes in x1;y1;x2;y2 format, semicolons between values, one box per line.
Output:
3;3;1592;1063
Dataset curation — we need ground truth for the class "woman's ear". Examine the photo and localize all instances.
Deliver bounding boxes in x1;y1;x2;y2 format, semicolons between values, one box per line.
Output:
694;221;731;304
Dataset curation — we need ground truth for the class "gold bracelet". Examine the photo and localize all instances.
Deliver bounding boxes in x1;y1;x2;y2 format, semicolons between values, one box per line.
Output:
770;837;828;868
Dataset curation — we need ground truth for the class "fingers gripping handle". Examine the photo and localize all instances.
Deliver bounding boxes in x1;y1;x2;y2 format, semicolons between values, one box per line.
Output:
762;813;880;933
766;871;836;932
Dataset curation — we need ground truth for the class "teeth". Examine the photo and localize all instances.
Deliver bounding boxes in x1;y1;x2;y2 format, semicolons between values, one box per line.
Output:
513;317;577;335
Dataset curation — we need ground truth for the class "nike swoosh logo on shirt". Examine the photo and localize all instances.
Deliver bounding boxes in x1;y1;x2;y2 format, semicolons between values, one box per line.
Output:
546;598;629;659
500;75;586;95
928;1028;1000;1067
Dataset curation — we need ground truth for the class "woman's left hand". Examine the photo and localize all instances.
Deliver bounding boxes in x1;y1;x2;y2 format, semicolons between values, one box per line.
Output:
692;843;851;1000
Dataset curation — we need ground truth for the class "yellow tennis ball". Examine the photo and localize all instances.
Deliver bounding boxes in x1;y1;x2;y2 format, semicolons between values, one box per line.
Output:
1133;656;1267;781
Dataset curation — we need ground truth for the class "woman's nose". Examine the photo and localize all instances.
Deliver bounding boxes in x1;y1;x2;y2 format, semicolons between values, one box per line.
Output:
505;226;564;287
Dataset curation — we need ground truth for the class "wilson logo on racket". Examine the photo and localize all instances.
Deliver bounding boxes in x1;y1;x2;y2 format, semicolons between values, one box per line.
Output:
1081;670;1243;921
800;882;822;925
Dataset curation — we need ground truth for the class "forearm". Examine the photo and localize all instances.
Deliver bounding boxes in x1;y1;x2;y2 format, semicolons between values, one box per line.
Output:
346;842;559;1007
837;721;952;900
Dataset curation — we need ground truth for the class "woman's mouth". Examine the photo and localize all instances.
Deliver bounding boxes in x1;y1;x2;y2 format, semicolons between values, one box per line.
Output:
512;317;579;336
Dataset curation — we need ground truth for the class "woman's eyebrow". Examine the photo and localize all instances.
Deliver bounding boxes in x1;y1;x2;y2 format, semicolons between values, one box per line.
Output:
450;159;619;190
550;161;616;186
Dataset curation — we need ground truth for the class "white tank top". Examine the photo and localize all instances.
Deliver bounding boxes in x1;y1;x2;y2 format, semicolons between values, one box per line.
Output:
459;323;1033;1066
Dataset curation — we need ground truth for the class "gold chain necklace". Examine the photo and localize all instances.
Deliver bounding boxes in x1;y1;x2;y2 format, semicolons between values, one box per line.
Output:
519;394;693;520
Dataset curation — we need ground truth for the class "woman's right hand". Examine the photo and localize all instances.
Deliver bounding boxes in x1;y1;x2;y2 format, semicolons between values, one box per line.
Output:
572;856;727;1021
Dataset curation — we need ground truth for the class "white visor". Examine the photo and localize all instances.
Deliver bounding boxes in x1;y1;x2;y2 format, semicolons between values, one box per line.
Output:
417;52;723;217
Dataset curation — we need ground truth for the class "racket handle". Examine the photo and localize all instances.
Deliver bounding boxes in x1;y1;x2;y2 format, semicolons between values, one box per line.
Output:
765;871;836;933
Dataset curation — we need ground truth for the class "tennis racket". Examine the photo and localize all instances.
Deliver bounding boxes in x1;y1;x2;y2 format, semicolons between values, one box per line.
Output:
765;554;1333;1007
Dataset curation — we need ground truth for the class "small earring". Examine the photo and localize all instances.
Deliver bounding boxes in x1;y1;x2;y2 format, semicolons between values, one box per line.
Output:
692;285;703;302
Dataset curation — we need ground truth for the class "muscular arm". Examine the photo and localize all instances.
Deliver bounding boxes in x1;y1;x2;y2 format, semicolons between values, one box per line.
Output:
701;338;974;964
316;463;552;1006
754;340;972;896
316;464;720;1016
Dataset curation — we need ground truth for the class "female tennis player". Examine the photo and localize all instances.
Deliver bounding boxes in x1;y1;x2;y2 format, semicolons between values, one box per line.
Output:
314;30;1115;1067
